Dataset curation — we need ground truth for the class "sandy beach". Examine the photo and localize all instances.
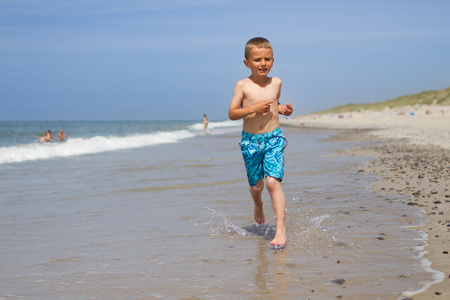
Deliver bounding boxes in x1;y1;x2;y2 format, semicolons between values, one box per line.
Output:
282;104;450;299
2;117;449;298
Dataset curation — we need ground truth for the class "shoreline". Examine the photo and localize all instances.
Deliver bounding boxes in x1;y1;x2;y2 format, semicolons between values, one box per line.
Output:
281;106;450;298
333;131;449;299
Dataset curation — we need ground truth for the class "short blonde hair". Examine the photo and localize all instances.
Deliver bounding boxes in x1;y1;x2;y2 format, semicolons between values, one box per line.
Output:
245;37;272;60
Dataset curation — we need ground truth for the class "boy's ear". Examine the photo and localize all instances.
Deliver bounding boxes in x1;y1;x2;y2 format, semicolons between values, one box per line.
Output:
243;59;249;68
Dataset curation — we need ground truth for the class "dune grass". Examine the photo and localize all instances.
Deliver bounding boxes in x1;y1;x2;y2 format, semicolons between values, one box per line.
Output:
314;87;450;115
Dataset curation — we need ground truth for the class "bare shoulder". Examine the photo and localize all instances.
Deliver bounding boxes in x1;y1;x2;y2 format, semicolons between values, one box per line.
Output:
235;77;252;88
271;77;282;86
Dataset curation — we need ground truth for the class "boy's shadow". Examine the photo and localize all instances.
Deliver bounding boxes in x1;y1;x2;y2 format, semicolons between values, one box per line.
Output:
242;224;276;241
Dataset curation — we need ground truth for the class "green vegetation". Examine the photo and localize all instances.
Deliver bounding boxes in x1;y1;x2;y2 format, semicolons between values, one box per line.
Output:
313;87;450;115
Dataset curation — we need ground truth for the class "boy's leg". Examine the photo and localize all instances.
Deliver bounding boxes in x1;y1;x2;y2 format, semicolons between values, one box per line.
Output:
265;176;287;247
250;179;265;224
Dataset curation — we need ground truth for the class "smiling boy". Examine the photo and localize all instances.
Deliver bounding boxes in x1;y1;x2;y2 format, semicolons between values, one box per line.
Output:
229;37;293;248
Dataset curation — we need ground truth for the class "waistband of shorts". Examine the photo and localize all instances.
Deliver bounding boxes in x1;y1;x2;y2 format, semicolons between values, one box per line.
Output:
242;127;282;141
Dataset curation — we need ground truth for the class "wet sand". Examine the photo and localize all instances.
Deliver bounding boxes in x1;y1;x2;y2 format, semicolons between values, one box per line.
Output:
2;115;449;298
281;105;450;299
1;125;437;299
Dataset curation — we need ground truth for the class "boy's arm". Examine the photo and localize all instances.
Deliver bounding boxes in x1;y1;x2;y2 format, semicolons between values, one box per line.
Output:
278;103;294;116
274;78;293;116
228;81;272;120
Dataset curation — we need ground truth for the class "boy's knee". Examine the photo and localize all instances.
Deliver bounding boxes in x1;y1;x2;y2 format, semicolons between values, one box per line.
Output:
250;180;264;193
265;176;281;191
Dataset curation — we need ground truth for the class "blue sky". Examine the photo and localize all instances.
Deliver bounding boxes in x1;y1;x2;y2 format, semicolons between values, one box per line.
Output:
1;0;449;121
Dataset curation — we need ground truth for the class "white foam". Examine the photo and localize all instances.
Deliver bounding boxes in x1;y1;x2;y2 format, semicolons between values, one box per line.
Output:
188;120;242;131
400;255;445;297
399;231;446;298
0;130;195;164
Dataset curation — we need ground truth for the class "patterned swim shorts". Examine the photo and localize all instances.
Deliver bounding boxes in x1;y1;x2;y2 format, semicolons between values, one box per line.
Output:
240;127;286;186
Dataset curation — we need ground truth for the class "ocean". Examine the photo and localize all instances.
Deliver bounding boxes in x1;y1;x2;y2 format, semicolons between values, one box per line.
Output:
0;120;440;299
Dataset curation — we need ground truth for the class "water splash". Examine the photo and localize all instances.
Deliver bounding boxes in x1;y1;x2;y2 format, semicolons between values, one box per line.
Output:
310;214;330;229
206;208;251;236
205;207;278;238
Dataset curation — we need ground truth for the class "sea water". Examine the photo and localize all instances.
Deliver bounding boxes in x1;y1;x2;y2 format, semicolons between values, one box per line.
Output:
0;120;440;299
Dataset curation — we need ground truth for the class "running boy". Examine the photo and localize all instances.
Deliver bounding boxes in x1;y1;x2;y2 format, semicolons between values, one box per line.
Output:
228;37;293;248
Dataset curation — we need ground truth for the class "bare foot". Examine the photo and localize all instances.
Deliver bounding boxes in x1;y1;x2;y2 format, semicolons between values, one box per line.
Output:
254;202;265;224
270;230;287;249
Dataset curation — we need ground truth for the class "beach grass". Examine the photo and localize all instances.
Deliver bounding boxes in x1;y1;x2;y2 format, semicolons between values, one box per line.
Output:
313;86;450;115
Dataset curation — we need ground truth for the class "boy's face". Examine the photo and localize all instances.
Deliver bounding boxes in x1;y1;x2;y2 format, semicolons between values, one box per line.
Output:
244;47;274;78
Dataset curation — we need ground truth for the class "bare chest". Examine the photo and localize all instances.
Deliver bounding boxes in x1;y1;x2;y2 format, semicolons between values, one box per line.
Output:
242;85;278;107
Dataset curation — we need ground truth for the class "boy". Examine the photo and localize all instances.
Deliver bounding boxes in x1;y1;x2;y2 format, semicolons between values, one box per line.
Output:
228;37;293;248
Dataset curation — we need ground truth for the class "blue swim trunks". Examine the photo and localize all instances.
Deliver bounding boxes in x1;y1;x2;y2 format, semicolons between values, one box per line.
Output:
240;127;286;186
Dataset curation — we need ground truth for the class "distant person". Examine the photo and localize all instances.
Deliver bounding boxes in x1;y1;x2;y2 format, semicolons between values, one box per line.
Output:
228;37;293;249
57;129;66;142
46;130;53;141
203;114;210;135
40;132;51;143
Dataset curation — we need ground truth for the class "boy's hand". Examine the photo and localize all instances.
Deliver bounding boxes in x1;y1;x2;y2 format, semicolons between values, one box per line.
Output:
279;103;294;116
253;100;272;114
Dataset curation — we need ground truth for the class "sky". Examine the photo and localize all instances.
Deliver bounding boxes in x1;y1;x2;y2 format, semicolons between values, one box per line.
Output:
1;0;449;121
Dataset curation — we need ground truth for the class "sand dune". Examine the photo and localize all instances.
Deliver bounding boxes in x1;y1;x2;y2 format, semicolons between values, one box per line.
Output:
283;105;450;149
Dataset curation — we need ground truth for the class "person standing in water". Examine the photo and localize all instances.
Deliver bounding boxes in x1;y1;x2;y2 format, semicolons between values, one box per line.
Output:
203;114;210;135
57;129;66;142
